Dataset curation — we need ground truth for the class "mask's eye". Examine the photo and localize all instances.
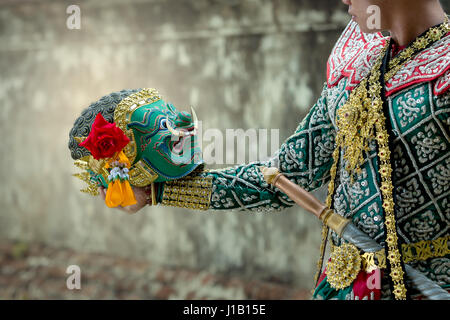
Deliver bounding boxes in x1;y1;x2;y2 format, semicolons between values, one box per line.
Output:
160;118;168;129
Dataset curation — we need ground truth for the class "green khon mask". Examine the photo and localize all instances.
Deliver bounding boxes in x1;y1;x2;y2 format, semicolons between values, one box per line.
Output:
68;88;203;195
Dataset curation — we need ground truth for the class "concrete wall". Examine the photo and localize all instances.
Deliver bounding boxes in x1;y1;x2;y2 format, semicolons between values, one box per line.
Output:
1;0;448;291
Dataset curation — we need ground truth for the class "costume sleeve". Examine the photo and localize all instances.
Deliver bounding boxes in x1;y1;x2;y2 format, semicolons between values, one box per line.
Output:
156;83;336;212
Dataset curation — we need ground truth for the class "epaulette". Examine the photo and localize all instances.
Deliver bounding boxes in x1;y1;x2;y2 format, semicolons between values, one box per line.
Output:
327;21;450;97
385;32;450;96
326;21;385;89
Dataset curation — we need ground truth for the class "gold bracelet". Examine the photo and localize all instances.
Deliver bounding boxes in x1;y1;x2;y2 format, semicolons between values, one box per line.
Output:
161;176;213;210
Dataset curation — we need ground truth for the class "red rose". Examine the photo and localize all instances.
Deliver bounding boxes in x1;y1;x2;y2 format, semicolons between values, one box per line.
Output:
79;113;130;160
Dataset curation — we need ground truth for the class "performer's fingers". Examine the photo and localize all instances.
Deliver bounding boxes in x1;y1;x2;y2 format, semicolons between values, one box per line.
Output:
98;186;144;214
98;187;107;200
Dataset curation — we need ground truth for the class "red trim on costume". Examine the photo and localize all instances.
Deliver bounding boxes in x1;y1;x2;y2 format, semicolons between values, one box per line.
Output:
433;67;450;96
340;38;388;91
327;21;384;88
315;266;382;300
351;269;382;300
327;24;450;97
317;267;328;286
385;32;450;97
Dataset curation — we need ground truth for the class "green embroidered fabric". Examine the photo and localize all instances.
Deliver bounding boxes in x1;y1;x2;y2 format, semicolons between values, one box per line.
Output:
158;83;335;212
158;75;450;299
315;78;450;299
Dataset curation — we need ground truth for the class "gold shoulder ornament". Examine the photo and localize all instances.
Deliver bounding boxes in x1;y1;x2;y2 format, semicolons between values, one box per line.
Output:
313;17;450;300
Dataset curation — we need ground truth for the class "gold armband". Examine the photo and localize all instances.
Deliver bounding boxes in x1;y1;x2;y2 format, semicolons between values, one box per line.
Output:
161;176;213;210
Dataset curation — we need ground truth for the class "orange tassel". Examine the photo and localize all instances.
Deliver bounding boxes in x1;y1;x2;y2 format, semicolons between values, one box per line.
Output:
104;150;137;208
121;180;137;207
105;180;124;208
117;151;131;167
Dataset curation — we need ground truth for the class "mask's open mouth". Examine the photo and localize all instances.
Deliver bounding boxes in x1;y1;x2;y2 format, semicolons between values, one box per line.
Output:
172;126;197;153
173;135;186;154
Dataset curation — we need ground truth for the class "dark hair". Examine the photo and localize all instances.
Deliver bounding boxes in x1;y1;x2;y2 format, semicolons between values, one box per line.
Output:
68;89;141;160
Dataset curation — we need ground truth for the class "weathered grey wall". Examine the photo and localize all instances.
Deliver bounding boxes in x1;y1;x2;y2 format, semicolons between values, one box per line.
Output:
1;0;448;292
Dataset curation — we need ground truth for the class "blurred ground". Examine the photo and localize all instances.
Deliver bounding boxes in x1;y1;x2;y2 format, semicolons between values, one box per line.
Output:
0;239;310;300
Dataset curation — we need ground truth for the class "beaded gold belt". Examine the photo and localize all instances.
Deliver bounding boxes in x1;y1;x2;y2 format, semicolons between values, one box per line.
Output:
327;235;450;290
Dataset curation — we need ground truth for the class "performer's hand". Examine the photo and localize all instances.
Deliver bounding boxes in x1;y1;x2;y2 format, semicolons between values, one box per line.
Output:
98;186;150;214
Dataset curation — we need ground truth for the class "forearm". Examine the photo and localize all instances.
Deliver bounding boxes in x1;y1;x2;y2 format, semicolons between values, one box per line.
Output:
155;83;336;213
155;160;294;212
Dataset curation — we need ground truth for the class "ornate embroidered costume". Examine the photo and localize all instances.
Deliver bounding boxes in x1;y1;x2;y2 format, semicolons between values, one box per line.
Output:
155;20;450;300
69;19;450;300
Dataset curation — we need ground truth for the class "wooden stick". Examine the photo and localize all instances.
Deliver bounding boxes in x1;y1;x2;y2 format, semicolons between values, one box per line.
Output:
259;167;349;236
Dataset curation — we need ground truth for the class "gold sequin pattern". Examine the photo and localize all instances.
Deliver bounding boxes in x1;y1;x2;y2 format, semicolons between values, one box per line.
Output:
361;250;387;273
402;236;450;264
161;176;213;210
367;43;408;299
314;18;450;299
327;243;362;290
330;235;449;278
128;160;159;187
113;88;161;165
385;17;450;82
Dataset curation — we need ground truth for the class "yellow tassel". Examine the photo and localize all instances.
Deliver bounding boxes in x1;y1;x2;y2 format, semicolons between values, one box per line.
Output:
104;151;137;208
105;180;124;208
117;151;131;168
121;180;137;207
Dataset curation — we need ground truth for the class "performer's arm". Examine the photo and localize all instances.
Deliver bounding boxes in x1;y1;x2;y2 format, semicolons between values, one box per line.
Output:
155;83;337;212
